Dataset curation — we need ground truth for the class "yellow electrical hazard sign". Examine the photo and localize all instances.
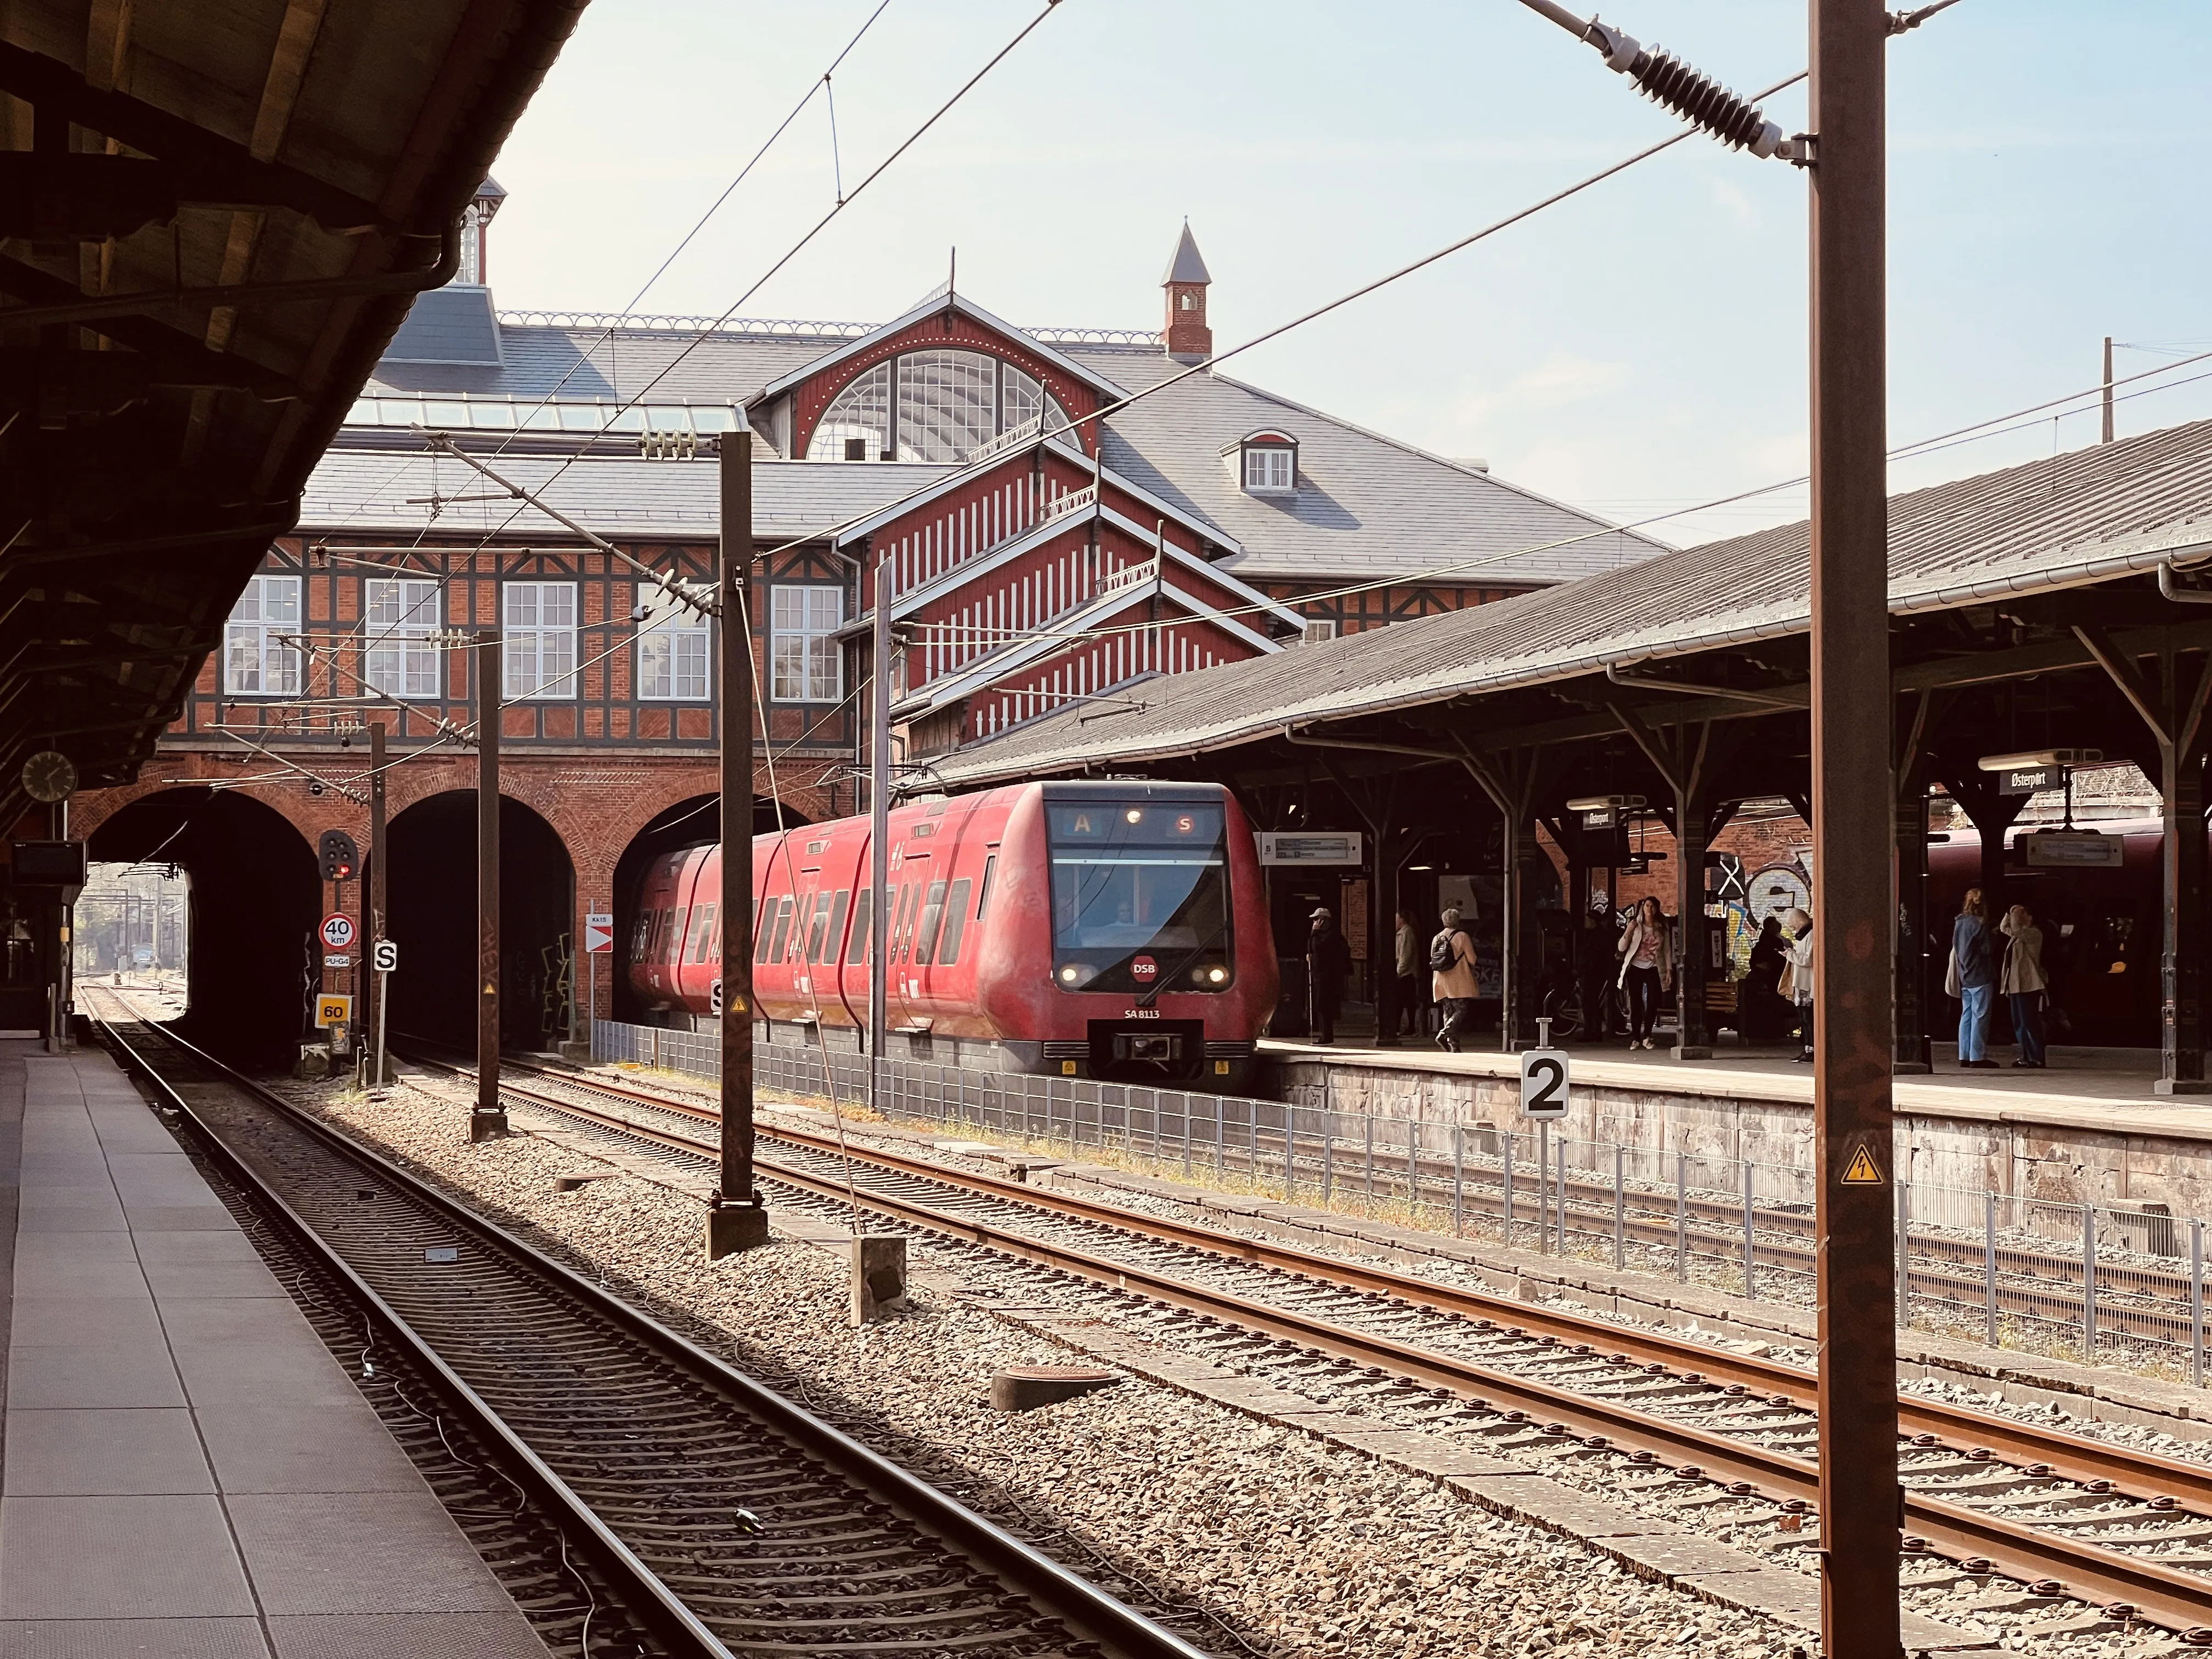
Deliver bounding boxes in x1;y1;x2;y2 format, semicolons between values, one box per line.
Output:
1840;1144;1884;1186
317;994;353;1027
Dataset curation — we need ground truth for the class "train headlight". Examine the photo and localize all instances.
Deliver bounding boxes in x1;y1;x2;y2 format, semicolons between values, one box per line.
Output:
1059;965;1080;984
1207;966;1227;984
1124;808;1143;824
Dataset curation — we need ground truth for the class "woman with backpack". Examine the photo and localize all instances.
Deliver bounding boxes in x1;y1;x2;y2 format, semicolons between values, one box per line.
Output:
1615;895;1672;1051
1430;905;1478;1053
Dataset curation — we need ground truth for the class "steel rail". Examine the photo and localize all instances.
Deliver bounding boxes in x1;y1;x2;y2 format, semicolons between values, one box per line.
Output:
100;1012;1211;1659
511;1057;2212;1513
460;1056;2212;1633
93;1014;733;1659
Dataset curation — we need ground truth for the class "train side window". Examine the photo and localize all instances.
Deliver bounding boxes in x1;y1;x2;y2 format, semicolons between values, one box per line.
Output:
913;881;949;965
769;896;795;963
816;890;849;964
663;907;689;965
846;889;872;964
892;883;919;962
804;893;833;962
936;878;973;965
754;899;780;964
976;854;995;918
686;904;716;964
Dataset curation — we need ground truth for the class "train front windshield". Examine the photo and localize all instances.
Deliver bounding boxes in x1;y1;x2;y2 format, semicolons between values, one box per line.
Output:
1047;801;1233;995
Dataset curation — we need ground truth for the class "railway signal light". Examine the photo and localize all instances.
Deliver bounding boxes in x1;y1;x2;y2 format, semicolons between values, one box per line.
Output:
318;829;359;881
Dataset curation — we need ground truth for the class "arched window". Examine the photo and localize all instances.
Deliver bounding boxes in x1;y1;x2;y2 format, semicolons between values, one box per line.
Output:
805;348;1069;462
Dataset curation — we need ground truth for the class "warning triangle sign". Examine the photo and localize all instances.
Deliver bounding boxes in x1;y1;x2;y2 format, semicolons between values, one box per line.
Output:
1840;1144;1884;1186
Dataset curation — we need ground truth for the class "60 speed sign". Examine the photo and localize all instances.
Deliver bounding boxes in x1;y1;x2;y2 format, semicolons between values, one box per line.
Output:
319;913;356;952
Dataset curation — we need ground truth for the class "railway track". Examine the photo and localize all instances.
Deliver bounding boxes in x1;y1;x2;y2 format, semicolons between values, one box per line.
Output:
424;1047;2212;1639
83;1000;1209;1659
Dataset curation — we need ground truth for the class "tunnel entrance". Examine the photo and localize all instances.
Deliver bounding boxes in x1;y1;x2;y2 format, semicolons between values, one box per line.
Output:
84;788;319;1068
608;794;797;1025
387;792;574;1053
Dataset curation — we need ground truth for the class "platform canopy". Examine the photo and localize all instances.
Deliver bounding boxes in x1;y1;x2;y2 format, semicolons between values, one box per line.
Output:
0;0;587;818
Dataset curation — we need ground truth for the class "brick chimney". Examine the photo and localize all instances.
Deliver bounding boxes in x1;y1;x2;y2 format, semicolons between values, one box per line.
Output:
1162;221;1212;364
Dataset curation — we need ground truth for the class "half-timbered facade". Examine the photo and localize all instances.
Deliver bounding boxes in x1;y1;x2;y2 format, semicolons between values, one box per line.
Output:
78;202;1667;1045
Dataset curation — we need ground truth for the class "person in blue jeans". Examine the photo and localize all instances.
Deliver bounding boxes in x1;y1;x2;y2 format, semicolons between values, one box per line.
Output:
1953;887;1999;1068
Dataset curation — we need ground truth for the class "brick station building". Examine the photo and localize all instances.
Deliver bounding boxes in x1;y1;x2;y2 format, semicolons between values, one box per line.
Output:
76;190;1661;1057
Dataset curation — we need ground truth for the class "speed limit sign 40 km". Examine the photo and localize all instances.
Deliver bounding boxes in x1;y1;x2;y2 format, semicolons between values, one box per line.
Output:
1520;1047;1570;1119
319;913;356;952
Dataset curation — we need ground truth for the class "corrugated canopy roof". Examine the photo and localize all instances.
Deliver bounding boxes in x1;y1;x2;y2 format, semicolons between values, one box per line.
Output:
0;0;586;811
927;417;2212;789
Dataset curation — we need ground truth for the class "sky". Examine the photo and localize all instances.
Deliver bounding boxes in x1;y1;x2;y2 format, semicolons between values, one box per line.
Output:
479;1;2212;546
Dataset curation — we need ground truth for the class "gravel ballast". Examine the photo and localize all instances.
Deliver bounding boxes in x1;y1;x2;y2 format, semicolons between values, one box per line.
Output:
289;1071;1814;1659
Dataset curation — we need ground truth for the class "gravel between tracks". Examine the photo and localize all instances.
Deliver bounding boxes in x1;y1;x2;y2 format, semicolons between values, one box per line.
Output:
284;1073;1809;1659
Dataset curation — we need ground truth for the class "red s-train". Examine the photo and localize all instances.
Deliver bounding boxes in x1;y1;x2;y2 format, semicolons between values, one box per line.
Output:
628;781;1279;1085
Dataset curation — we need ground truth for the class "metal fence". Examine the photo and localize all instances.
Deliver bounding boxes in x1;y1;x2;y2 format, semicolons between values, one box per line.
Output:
590;1018;2209;1377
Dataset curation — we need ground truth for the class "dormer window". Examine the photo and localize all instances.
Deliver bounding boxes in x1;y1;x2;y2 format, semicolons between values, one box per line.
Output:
1224;430;1298;495
1246;448;1293;492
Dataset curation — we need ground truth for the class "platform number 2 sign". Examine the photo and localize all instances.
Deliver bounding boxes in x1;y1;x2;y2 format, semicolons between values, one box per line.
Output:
1520;1047;1570;1119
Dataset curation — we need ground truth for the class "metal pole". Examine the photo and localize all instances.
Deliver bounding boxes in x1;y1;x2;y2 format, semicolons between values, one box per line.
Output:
1537;1122;1548;1252
1897;1180;1910;1329
471;634;506;1142
1323;1120;1334;1206
1676;1150;1688;1281
2102;335;2115;444
1504;1132;1514;1244
2193;1217;2204;1389
369;720;388;1089
1742;1160;1756;1301
1556;1131;1567;1256
709;425;766;1256
1363;1113;1374;1209
1984;1189;1999;1347
1614;1144;1625;1269
2083;1201;2097;1356
1809;2;1901;1646
869;550;892;1119
1453;1124;1465;1237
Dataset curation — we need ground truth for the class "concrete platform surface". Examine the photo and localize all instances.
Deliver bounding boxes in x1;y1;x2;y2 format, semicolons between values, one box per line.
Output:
0;1041;549;1658
1263;1034;2212;1138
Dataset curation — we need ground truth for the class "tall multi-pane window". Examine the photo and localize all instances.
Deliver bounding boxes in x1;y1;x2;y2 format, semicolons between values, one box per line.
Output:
503;581;577;699
806;361;891;462
805;351;1070;463
770;586;843;703
223;574;302;696
637;585;710;701
895;351;994;462
363;578;442;697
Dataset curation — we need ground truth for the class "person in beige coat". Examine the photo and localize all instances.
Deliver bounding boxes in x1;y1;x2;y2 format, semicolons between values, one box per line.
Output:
1431;906;1479;1053
1776;907;1815;1062
2000;903;2049;1069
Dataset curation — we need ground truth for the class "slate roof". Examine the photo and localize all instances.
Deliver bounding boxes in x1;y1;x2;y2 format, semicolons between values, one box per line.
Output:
1062;343;1660;584
922;417;2212;789
382;286;504;366
345;294;1664;587
300;450;952;541
1164;223;1212;285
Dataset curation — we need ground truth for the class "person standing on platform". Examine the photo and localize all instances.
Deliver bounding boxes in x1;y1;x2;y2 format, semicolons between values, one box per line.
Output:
1431;906;1479;1053
1615;895;1673;1051
1746;914;1788;1041
1306;907;1349;1046
1952;887;2000;1069
1779;907;1815;1061
1576;899;1617;1042
1394;907;1424;1037
2001;902;2049;1069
